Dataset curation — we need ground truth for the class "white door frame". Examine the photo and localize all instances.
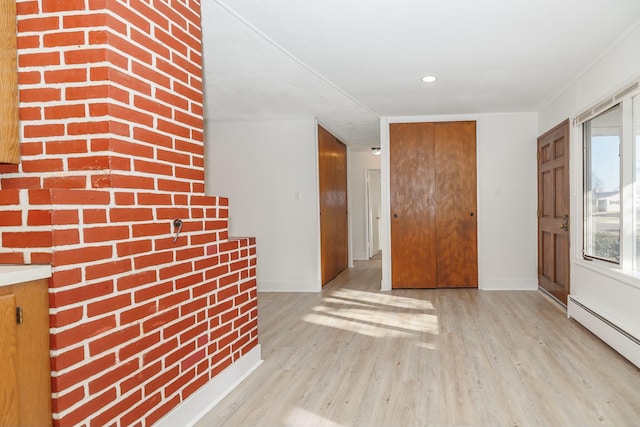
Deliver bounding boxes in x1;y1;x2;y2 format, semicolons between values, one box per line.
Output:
366;169;382;258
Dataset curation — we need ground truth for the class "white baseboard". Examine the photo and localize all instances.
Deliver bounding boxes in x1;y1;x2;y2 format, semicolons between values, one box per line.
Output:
568;296;640;369
479;278;538;291
258;280;321;292
155;345;262;427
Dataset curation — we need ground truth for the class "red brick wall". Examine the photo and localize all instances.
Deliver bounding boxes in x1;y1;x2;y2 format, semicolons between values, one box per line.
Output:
0;1;258;425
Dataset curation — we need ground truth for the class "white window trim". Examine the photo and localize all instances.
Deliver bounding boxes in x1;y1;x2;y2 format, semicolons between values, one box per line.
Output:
573;84;640;291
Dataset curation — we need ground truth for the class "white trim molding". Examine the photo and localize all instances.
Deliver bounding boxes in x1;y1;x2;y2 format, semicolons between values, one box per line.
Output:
479;278;538;291
258;280;321;292
155;345;263;427
568;296;640;368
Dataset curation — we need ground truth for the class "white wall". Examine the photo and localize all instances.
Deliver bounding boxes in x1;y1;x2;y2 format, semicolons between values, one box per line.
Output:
477;114;539;289
205;119;321;292
380;113;539;291
349;150;381;260
540;23;640;133
539;23;640;340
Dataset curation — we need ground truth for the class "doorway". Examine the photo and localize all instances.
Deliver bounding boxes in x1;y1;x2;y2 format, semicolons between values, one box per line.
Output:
366;169;382;259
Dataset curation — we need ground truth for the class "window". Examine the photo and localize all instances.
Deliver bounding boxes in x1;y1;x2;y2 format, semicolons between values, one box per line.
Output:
583;105;621;263
581;86;640;273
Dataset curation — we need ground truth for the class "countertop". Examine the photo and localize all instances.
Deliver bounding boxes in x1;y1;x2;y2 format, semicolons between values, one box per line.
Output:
0;264;52;287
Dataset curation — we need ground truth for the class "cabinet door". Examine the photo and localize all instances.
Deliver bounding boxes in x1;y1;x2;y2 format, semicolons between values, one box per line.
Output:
0;294;19;426
0;0;20;164
0;279;52;426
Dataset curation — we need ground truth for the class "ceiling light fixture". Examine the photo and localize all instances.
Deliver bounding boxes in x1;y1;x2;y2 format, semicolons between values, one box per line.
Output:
371;147;381;156
421;75;437;83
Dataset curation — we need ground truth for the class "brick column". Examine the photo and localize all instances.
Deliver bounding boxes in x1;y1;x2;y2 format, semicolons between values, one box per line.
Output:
0;1;258;425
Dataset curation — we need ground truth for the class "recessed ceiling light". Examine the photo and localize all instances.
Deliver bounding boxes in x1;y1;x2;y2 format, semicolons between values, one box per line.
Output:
421;75;437;83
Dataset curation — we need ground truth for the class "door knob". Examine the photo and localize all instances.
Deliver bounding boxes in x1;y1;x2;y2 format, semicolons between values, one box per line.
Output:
560;215;568;231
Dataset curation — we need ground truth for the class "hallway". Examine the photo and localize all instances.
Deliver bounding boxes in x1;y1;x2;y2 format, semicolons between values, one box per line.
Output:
196;258;640;426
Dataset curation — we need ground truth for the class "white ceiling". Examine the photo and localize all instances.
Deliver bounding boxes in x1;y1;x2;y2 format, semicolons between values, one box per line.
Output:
201;0;640;149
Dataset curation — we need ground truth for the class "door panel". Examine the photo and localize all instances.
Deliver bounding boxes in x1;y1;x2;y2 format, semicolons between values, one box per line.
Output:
538;119;570;304
318;125;348;285
555;234;569;289
554;166;567;216
390;123;437;288
542;171;553;216
434;121;478;287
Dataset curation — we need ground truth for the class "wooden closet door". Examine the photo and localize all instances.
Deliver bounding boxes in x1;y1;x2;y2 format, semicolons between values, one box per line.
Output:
435;121;478;287
390;123;437;288
318;125;348;285
390;121;477;289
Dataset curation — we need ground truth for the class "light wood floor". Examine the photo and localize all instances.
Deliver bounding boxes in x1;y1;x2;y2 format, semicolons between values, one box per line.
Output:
196;258;640;427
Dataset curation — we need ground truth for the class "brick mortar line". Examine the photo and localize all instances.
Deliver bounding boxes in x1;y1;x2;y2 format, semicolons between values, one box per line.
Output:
50;305;257;421
46;260;252;310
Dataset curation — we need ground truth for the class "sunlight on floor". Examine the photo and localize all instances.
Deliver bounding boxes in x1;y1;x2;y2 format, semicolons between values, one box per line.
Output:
285;407;349;427
302;288;439;341
329;288;434;310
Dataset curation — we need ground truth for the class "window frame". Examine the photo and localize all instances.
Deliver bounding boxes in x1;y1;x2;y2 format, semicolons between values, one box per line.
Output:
576;85;640;282
582;104;622;264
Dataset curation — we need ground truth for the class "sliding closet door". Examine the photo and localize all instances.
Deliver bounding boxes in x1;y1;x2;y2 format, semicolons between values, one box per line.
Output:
390;123;437;288
434;121;478;287
390;121;477;289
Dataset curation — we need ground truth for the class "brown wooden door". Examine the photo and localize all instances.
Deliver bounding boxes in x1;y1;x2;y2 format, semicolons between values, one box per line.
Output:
390;122;437;287
538;119;570;304
318;125;348;285
435;121;478;287
390;121;477;289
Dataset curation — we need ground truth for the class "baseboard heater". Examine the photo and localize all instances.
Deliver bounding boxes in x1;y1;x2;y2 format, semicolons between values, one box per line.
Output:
568;295;640;369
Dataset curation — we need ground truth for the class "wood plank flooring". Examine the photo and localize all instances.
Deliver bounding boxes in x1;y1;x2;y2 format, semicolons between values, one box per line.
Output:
196;257;640;426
